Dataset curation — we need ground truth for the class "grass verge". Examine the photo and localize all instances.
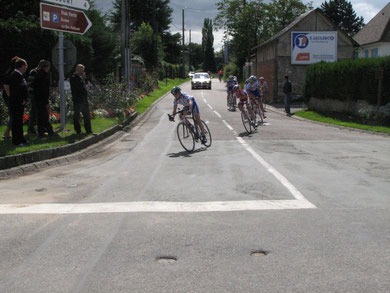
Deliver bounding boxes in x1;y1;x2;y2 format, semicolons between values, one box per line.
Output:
294;110;390;134
0;117;119;157
135;78;189;114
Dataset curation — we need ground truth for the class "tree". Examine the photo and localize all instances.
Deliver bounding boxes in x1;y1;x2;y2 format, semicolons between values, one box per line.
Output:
188;43;203;70
321;0;364;36
215;0;311;74
110;0;173;35
131;23;163;71
202;18;216;72
162;32;182;64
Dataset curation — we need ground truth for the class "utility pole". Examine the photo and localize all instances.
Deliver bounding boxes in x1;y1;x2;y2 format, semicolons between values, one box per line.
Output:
121;0;131;85
182;8;185;78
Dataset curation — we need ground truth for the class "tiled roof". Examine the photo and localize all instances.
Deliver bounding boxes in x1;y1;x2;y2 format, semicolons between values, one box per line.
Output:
353;2;390;45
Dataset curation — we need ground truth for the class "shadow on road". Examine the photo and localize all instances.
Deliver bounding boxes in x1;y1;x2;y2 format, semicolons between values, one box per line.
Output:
167;147;207;158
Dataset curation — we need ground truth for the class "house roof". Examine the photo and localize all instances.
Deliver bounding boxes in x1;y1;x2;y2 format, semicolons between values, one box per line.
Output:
353;2;390;46
253;8;356;50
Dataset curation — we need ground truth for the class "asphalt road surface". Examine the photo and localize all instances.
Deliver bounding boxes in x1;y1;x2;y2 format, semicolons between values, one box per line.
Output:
0;79;389;292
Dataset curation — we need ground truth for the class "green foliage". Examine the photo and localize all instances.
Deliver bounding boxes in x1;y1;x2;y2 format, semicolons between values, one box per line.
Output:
162;32;182;64
223;63;240;79
304;57;390;105
160;62;183;80
131;23;164;71
110;0;173;34
202;18;216;72
321;0;364;36
215;0;311;75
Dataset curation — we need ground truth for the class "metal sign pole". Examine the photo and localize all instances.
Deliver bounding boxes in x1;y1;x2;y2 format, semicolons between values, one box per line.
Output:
58;32;66;130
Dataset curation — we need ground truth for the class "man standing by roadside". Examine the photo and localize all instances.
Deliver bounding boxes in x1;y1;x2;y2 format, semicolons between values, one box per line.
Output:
70;64;92;135
34;60;54;137
10;59;29;146
283;75;292;116
27;61;42;134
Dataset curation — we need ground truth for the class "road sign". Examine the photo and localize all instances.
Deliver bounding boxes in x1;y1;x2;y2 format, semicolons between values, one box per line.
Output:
40;2;92;35
52;39;77;74
42;0;90;11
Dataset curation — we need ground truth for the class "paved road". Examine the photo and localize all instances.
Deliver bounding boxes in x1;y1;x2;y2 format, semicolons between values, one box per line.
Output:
0;79;389;292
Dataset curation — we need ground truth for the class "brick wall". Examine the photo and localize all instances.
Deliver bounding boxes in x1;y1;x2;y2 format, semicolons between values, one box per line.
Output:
256;60;275;103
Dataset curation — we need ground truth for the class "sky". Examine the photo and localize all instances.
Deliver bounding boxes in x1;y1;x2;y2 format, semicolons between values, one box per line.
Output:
95;0;388;51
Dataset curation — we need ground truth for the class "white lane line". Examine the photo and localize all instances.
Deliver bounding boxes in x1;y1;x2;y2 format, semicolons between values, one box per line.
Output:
222;120;234;131
207;104;213;110
214;111;222;118
0;200;315;214
203;98;207;103
236;136;314;206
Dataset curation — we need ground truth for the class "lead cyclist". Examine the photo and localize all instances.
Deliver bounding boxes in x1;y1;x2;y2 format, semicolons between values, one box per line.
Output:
244;76;266;119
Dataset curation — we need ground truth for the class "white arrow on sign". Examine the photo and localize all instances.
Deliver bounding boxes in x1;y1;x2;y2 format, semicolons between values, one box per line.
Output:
42;0;90;10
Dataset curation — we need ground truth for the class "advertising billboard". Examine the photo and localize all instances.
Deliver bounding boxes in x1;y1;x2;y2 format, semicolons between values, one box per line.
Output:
291;31;337;65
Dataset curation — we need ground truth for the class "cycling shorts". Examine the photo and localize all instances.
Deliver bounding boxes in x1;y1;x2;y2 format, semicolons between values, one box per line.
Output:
191;99;200;114
248;88;261;97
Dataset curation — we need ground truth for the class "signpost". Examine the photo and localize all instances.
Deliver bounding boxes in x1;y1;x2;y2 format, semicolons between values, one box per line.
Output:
42;0;90;10
40;1;91;130
40;3;92;35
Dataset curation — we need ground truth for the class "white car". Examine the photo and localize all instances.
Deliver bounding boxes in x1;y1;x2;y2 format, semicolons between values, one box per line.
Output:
188;71;195;78
191;72;211;90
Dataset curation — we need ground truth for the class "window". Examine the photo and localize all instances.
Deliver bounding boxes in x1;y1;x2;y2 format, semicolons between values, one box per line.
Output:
371;48;379;58
364;50;369;57
354;51;359;59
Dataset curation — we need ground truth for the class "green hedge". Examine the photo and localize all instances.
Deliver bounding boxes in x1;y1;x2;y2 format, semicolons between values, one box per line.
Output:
160;62;189;80
304;57;390;105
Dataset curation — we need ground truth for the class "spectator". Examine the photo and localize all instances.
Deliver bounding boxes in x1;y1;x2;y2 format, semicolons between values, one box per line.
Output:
1;56;20;140
70;64;92;134
10;58;29;146
27;61;43;134
34;60;54;137
283;75;292;116
258;76;268;105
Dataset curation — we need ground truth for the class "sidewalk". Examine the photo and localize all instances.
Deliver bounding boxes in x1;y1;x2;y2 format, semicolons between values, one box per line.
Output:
266;102;306;116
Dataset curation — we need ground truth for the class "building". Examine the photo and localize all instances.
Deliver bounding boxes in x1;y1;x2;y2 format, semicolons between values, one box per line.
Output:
251;8;357;102
354;2;390;59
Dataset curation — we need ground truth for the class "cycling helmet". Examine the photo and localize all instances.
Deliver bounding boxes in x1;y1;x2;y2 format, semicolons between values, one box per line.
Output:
259;76;265;80
171;86;181;95
228;75;234;80
249;75;257;82
233;84;240;91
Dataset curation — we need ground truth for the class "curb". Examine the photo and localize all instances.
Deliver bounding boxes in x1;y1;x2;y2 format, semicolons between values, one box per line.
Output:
266;104;390;138
0;112;138;178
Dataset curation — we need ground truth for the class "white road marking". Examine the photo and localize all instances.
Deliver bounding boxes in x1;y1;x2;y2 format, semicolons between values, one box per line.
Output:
207;104;213;110
214;111;222;118
222;120;234;131
0;200;315;214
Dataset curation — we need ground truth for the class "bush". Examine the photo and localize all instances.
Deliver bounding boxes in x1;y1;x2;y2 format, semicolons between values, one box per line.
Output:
223;63;240;80
304;57;390;105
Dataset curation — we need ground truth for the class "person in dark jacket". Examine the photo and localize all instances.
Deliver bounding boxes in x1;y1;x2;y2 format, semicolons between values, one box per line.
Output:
1;56;20;140
70;64;92;134
9;58;29;146
27;61;42;134
34;60;54;137
283;75;292;115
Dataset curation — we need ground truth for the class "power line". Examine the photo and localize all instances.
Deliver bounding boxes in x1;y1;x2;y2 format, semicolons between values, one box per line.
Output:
170;1;218;13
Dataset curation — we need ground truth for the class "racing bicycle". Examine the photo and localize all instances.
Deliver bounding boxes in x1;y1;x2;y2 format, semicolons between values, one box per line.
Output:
168;108;212;152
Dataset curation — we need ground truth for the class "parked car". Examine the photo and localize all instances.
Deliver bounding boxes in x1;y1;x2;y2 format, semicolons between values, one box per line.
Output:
191;72;211;89
188;71;195;78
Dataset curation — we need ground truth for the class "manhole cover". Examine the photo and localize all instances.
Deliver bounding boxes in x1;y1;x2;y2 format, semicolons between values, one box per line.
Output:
156;256;177;264
251;250;268;257
35;188;47;192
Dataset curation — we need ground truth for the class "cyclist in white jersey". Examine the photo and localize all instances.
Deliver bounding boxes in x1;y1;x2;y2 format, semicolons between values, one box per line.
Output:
244;76;266;119
170;86;207;144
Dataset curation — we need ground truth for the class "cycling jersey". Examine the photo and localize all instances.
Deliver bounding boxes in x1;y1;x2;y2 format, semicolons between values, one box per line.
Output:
227;80;237;91
244;81;261;97
235;89;248;104
173;92;200;114
259;81;267;96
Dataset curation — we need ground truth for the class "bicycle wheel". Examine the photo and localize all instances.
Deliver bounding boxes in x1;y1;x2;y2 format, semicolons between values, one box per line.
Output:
177;122;195;152
241;109;252;134
256;105;263;124
200;120;212;147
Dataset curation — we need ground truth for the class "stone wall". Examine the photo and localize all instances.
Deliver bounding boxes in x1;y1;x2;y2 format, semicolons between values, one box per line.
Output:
256;59;275;103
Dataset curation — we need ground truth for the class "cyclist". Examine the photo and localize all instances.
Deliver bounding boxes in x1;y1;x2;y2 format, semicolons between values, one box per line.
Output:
258;76;268;111
226;75;237;111
244;75;266;119
170;86;207;144
218;69;223;82
233;84;257;128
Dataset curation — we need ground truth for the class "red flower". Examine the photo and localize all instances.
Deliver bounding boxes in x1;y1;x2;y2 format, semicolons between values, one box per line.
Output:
23;114;30;124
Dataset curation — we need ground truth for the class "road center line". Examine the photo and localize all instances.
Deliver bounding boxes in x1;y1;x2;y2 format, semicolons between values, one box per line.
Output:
214;111;222;118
